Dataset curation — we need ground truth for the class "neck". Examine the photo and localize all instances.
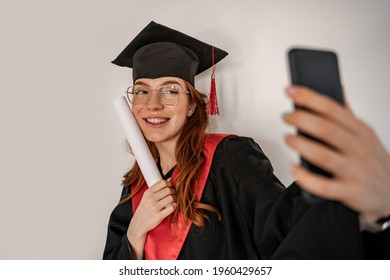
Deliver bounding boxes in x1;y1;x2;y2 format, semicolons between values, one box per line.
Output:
155;141;177;174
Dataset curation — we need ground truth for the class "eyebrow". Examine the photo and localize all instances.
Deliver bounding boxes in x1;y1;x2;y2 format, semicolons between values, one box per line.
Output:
134;80;182;87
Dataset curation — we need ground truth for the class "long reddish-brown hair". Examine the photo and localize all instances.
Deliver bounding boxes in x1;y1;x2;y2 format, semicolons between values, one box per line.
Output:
120;81;220;229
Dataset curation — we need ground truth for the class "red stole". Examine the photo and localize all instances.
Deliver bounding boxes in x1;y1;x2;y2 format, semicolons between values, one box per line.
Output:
131;133;230;259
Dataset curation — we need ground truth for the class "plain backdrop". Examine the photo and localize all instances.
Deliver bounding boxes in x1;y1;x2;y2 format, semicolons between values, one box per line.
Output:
0;0;389;259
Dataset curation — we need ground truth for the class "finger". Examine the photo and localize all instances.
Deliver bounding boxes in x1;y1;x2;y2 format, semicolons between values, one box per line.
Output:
154;186;176;202
285;134;345;175
290;164;348;201
140;182;173;207
286;86;360;134
283;109;357;153
157;194;176;211
145;193;175;215
149;180;172;192
159;202;177;219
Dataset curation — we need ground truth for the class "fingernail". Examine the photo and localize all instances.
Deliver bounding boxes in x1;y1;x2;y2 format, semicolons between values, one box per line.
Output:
282;111;291;120
289;163;299;173
284;133;294;142
286;86;298;96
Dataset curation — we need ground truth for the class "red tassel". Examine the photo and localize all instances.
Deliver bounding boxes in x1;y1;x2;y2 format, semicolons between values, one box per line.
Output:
208;72;219;115
208;46;219;115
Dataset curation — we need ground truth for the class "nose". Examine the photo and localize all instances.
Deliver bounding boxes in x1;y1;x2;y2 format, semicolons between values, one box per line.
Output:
145;90;164;110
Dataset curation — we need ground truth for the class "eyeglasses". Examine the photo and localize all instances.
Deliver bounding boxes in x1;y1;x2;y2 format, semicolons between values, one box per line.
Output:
126;84;190;106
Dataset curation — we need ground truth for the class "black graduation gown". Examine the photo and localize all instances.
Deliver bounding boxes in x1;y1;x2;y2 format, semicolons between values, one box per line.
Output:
103;136;389;259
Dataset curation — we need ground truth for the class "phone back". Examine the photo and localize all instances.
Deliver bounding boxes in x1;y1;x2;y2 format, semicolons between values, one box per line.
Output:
288;48;344;203
289;48;344;105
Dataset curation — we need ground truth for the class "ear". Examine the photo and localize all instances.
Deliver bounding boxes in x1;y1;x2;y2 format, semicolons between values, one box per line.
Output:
187;104;196;117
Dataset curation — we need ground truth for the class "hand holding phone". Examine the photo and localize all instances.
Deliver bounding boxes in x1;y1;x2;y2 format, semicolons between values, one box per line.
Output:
288;48;344;203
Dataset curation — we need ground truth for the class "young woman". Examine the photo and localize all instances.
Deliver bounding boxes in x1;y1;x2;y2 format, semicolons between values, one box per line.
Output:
103;21;390;260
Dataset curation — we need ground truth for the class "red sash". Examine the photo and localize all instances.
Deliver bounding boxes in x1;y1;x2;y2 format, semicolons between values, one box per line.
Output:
131;133;230;259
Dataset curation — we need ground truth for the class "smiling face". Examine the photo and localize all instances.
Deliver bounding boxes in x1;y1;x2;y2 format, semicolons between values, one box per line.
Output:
131;77;194;148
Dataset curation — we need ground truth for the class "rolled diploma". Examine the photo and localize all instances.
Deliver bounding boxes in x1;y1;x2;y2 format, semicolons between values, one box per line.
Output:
112;96;162;187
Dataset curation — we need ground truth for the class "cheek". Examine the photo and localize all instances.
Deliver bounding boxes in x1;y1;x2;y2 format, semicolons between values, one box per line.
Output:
177;114;188;127
131;108;143;124
169;108;188;129
174;106;189;120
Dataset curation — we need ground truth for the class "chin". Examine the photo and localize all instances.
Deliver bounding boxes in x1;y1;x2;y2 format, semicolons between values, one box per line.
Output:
142;132;167;143
142;134;159;143
143;131;181;146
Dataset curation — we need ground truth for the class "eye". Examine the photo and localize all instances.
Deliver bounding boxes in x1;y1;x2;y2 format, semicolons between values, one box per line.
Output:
161;85;180;95
133;88;149;96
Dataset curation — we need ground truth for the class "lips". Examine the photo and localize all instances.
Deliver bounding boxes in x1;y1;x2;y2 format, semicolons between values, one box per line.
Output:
144;118;169;125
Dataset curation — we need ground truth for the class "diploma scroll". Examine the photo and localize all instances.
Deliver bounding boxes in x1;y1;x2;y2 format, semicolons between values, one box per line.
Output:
112;96;162;187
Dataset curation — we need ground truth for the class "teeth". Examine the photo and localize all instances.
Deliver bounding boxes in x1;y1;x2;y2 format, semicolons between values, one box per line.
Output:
146;118;167;124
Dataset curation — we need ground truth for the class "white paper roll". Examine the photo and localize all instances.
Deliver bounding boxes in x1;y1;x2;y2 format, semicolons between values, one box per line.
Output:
112;96;162;187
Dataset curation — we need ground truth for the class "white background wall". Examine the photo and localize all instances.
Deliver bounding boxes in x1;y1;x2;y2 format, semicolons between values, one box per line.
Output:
1;0;389;259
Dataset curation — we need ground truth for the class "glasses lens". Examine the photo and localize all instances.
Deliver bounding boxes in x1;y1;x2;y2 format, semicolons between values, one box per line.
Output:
158;84;181;105
128;85;149;105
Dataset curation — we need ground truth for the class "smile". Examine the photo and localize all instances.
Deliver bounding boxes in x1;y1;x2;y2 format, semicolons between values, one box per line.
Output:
145;118;169;125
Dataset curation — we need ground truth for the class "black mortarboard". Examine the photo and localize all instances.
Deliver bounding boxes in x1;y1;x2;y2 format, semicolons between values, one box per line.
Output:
112;21;228;86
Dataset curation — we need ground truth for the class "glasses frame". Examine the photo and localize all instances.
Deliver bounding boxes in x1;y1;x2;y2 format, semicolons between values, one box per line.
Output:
126;84;190;106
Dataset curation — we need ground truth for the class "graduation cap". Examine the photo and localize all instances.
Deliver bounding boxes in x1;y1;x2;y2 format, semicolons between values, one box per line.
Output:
112;21;228;115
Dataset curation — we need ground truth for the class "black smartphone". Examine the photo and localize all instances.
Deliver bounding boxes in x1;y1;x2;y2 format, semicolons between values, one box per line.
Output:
288;48;344;203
